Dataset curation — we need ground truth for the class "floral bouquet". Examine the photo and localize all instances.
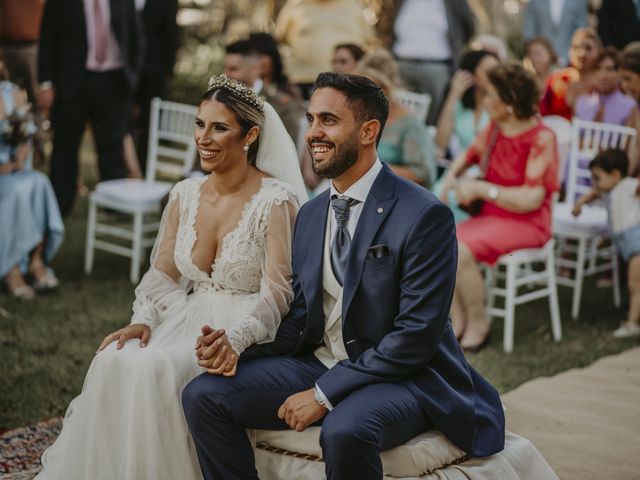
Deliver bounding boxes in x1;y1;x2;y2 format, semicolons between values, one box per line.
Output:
0;104;37;165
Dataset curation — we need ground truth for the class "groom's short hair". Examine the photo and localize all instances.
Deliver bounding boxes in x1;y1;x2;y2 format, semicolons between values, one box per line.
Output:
312;72;389;145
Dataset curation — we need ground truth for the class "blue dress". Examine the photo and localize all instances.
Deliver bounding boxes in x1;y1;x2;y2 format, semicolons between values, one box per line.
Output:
0;81;64;278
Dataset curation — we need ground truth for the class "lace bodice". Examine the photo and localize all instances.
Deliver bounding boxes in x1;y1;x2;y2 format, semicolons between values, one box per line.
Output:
130;176;298;354
172;177;293;293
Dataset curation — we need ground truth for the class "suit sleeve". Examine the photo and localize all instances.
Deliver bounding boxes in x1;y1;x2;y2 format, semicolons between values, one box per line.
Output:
130;0;144;82
38;0;59;83
574;0;588;30
597;1;614;47
240;206;309;361
522;1;537;40
315;201;458;406
458;0;476;44
163;0;179;76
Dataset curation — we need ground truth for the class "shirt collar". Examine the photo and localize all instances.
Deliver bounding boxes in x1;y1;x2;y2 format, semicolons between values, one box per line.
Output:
330;159;383;203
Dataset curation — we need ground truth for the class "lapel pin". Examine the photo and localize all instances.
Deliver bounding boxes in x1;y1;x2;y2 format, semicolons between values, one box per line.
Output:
377;207;384;214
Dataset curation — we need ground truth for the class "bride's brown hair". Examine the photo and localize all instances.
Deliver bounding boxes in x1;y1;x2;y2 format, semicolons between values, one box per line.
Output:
201;85;265;166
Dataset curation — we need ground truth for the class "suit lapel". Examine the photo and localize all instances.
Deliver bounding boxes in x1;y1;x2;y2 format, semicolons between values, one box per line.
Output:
342;165;398;317
300;190;330;339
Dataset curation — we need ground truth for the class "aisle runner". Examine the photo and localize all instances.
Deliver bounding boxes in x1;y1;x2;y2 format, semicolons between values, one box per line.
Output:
0;417;62;479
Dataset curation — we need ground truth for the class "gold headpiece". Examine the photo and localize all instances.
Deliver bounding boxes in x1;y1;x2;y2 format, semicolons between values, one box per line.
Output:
207;74;264;112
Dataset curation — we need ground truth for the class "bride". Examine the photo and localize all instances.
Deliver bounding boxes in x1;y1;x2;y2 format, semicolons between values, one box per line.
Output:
36;75;307;479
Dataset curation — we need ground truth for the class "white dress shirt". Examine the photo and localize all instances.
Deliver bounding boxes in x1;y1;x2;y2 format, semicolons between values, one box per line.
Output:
393;0;451;60
84;0;124;71
549;0;566;25
315;159;383;410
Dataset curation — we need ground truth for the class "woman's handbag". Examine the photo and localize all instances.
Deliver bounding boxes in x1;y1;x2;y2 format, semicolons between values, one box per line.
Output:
458;125;499;216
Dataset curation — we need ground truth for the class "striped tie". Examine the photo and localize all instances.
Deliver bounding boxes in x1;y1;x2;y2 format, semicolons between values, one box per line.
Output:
331;196;360;285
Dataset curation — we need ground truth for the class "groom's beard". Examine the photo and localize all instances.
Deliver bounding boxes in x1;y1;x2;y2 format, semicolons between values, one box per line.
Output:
311;135;359;179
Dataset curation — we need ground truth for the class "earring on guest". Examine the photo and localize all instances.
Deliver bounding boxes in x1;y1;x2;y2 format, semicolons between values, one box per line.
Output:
243;144;250;152
506;106;514;114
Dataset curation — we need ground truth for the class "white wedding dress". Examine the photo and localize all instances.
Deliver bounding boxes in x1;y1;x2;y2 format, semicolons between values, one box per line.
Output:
37;175;300;480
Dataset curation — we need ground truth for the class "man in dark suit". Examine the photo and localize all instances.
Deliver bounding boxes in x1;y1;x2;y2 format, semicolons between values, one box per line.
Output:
38;0;143;215
598;0;640;51
182;72;505;480
134;0;178;172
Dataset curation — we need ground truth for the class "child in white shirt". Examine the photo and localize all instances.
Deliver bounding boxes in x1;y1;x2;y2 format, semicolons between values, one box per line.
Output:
573;148;640;338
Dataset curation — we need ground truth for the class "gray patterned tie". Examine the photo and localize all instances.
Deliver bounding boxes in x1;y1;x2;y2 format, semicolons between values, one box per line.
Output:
331;196;360;285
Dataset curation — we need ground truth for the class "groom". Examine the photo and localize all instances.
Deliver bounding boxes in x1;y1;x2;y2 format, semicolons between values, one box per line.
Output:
182;72;505;480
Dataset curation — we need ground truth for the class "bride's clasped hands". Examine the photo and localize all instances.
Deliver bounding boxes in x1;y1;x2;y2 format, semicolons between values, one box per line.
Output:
195;325;239;376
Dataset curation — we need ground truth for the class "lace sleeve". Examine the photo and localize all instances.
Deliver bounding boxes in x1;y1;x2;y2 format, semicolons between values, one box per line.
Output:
130;186;187;328
226;193;298;355
524;127;560;193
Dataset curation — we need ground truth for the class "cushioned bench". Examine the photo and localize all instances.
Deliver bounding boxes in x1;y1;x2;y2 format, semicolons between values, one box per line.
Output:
250;427;558;480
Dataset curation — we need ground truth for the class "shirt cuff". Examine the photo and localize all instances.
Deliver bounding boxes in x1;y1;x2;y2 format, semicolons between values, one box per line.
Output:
314;383;334;411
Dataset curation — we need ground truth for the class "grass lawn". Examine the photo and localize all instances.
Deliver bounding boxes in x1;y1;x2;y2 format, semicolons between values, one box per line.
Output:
1;196;639;430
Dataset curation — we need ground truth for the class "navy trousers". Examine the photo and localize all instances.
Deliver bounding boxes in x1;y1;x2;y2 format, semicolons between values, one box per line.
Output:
182;354;432;480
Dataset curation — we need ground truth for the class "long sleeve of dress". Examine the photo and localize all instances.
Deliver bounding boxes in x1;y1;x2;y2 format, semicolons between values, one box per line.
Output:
130;186;188;329
226;194;298;355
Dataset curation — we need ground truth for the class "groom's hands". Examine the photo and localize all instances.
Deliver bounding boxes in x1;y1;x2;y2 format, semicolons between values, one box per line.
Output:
278;388;328;432
195;325;238;376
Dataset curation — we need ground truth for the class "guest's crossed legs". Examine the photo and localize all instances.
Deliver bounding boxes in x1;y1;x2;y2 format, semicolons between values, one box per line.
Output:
182;355;431;480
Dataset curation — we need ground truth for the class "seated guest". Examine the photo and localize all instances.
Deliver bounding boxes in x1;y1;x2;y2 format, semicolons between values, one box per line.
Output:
574;46;640;173
573;149;640;339
523;37;559;96
332;43;365;74
440;62;559;349
470;34;509;61
0;57;64;299
249;32;303;101
224;39;304;143
433;50;499;223
574;47;638;126
620;42;640;103
435;50;499;156
540;28;602;119
356;66;436;187
356;47;402;87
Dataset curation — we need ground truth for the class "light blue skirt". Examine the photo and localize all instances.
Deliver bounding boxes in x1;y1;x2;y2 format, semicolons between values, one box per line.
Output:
0;169;64;278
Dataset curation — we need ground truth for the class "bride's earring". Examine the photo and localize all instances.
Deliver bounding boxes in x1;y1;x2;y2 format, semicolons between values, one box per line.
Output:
243;144;250;152
506;106;514;115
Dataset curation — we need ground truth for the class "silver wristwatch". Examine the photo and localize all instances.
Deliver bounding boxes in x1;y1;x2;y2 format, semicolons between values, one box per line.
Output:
313;386;328;408
487;185;500;201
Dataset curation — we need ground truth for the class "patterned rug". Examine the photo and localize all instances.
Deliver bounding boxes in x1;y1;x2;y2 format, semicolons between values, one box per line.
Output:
0;417;62;480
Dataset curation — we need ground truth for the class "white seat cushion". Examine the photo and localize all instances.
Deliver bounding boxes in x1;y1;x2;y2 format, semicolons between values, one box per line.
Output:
553;203;608;234
94;179;173;206
251;427;467;477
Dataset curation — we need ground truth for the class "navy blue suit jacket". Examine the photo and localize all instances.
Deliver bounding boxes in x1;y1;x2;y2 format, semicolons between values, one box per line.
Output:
243;164;505;457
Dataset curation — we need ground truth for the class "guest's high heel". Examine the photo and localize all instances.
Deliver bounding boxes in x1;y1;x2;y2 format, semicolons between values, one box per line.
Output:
460;331;491;353
5;270;36;300
29;261;59;293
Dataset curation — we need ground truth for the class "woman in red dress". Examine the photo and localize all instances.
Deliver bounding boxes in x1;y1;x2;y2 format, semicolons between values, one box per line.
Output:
441;62;559;351
539;28;602;119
